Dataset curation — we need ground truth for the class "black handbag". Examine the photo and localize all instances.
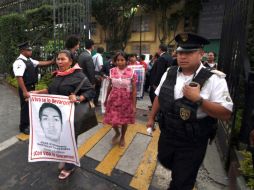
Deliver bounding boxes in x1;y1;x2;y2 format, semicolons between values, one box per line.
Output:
73;78;98;136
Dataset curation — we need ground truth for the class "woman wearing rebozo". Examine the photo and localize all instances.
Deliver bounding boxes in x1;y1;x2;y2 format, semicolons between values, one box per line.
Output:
32;49;95;179
103;51;137;148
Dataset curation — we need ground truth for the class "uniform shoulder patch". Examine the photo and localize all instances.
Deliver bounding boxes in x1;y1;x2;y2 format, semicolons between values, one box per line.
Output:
210;69;226;78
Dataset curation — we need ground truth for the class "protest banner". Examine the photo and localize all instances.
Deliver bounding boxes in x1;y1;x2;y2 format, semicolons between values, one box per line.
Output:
100;78;110;113
28;94;80;166
128;65;145;98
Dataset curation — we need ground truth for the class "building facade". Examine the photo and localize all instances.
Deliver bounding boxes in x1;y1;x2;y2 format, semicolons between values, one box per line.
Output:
91;0;225;57
91;1;185;55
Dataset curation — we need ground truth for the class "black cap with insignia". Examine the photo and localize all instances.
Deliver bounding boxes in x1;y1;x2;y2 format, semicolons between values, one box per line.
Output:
18;41;32;51
175;33;210;52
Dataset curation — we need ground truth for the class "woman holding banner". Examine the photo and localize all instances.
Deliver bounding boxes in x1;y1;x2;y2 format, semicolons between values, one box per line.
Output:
32;50;95;179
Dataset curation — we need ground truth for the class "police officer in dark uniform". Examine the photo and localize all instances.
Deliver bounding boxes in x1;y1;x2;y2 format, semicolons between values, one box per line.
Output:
13;42;53;135
147;33;233;190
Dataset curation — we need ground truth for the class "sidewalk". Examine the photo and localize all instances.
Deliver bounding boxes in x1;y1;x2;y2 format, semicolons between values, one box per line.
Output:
0;83;229;190
136;92;229;190
0;82;20;143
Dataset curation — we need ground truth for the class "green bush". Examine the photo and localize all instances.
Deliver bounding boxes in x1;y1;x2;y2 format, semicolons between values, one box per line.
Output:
230;109;243;147
0;14;27;74
5;75;49;90
239;151;254;189
0;4;54;74
6;76;18;88
35;83;48;90
35;72;53;90
40;72;53;86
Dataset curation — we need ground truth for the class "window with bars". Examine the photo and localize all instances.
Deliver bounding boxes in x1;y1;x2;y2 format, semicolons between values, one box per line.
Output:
131;15;150;32
90;22;97;35
131;44;150;54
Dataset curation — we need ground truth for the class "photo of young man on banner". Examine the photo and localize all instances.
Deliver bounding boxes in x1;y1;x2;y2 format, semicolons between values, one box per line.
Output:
28;93;80;167
128;64;145;98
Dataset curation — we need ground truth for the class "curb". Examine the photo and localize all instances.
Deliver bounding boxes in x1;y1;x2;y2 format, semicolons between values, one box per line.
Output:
236;175;249;190
235;151;250;190
228;150;249;190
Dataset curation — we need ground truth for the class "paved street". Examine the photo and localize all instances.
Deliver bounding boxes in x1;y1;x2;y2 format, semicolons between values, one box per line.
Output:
0;81;229;190
0;82;20;142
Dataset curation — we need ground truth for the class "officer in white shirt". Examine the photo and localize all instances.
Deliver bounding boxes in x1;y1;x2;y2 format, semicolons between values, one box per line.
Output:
203;51;218;69
92;47;104;106
147;33;233;190
13;42;53;135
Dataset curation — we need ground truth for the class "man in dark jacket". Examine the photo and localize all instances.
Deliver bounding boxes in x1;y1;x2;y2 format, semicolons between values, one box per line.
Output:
65;35;80;64
149;44;173;103
101;53;116;77
78;39;95;85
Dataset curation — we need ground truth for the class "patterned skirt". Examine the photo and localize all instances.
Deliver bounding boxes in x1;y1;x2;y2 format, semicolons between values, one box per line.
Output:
103;88;135;125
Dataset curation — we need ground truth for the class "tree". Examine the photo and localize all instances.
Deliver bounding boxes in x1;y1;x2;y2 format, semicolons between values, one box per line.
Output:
92;0;139;51
140;0;181;44
25;5;53;47
0;13;27;74
0;5;54;74
139;0;201;45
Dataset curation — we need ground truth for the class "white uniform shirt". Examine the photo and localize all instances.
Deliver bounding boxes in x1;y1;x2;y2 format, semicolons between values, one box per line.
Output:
92;53;103;72
155;64;233;118
208;62;217;68
13;54;39;77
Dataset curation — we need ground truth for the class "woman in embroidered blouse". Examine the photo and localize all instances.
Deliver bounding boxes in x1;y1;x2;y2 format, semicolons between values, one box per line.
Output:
32;50;95;180
104;51;137;148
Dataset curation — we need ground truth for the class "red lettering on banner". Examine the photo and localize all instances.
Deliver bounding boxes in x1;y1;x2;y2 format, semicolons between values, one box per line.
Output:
32;96;70;105
33;151;42;156
55;154;74;159
43;151;51;156
31;97;41;102
50;99;70;105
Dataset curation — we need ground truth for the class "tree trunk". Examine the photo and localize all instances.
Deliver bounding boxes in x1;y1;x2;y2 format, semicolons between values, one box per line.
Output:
158;9;168;44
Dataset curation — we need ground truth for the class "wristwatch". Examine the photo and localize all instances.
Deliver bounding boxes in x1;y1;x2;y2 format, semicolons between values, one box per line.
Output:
195;97;203;106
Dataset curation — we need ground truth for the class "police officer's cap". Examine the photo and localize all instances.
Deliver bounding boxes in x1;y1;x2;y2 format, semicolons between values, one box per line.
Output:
175;33;209;52
18;41;32;51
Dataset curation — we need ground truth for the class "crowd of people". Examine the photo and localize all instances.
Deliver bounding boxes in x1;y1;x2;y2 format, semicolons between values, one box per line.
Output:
12;32;233;189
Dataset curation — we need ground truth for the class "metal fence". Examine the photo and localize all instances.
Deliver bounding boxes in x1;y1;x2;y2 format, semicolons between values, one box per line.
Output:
0;0;51;15
52;0;91;50
0;0;91;74
0;0;91;47
217;0;253;165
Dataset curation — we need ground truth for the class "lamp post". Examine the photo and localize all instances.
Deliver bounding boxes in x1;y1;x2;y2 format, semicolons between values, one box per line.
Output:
53;0;56;50
85;0;91;40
